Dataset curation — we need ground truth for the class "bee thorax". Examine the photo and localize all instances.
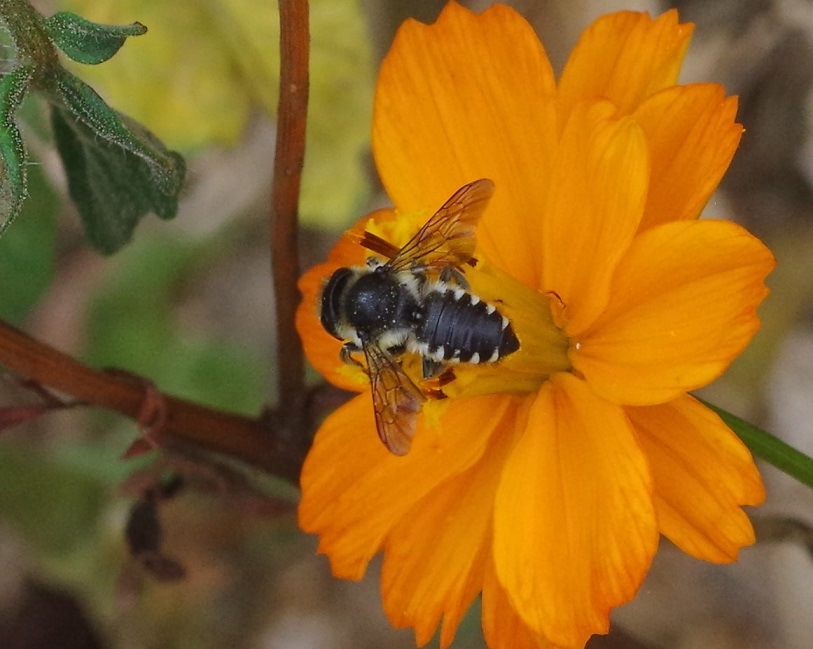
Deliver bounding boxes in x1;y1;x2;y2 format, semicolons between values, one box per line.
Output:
345;271;421;334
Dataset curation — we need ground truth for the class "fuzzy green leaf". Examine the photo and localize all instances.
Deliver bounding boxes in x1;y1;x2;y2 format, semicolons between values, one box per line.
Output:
44;11;146;65
48;68;185;254
0;65;34;234
0;1;184;253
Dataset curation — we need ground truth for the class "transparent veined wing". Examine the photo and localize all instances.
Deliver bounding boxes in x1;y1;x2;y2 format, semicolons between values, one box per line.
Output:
363;341;426;455
388;178;494;272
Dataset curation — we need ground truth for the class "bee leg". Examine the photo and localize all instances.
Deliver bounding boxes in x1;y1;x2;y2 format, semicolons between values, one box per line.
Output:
339;343;365;370
422;357;445;379
423;367;456;399
439;266;470;290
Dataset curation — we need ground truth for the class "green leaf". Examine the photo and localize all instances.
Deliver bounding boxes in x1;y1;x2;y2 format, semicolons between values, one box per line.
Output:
44;11;146;65
703;400;813;490
0;64;34;234
0;1;185;253
48;68;185;254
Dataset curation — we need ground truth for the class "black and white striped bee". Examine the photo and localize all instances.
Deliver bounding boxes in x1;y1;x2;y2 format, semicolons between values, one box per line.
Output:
319;179;520;455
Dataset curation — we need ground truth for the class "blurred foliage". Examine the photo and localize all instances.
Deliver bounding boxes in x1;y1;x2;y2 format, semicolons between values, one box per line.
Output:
0;161;56;325
83;233;267;416
0;443;108;556
54;0;252;150
58;0;375;229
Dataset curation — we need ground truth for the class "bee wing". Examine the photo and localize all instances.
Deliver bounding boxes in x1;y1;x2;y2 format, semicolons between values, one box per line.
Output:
363;341;426;456
388;178;495;272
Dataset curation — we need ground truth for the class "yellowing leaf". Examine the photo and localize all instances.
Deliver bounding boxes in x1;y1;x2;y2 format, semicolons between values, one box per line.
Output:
57;0;375;226
57;0;253;150
210;0;375;227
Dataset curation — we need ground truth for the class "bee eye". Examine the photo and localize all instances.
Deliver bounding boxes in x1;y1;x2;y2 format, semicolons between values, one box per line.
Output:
320;267;354;338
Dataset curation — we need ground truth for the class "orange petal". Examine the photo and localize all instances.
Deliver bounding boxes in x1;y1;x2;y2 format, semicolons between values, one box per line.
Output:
628;395;764;562
558;10;693;121
372;1;557;286
380;396;523;648
299;393;510;580
482;557;557;649
541;101;648;335
634;84;742;229
493;373;657;647
574;219;775;405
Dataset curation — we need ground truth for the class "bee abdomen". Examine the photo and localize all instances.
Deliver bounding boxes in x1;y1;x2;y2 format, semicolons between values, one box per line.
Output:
417;289;519;364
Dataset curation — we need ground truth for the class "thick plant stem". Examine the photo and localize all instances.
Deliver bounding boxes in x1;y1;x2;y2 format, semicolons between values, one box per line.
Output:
271;0;309;412
0;320;302;485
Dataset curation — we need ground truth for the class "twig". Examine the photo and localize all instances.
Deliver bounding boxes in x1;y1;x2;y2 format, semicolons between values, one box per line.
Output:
0;320;302;485
271;0;309;410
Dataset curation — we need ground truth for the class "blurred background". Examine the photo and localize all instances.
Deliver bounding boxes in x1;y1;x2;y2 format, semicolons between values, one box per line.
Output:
1;0;813;647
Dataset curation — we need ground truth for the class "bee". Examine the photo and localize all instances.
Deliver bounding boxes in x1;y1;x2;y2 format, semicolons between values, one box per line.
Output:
319;179;519;455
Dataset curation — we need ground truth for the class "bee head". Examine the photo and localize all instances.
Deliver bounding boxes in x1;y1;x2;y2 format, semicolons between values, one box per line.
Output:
320;267;354;340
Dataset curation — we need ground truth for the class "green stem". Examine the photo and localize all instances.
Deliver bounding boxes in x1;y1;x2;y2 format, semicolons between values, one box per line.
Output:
0;0;59;73
702;399;813;490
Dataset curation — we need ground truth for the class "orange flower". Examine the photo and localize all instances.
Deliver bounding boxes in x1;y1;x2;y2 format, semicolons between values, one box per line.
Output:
296;3;774;648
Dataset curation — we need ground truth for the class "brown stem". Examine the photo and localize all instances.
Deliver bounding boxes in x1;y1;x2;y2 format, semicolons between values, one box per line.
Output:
0;320;301;485
271;0;309;410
